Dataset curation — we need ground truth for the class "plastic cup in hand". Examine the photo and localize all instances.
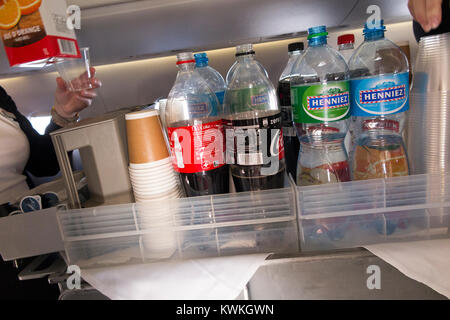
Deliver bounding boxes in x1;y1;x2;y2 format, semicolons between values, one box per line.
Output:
55;47;93;92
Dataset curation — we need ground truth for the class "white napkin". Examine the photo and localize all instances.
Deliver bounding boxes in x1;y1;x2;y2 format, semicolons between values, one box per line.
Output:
365;239;450;298
81;254;269;300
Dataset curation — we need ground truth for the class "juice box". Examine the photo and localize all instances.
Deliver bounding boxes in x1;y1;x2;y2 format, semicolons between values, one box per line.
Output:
0;0;80;67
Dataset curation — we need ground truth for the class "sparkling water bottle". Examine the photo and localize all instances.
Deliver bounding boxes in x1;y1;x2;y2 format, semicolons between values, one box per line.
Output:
194;52;227;106
348;20;410;181
290;26;351;186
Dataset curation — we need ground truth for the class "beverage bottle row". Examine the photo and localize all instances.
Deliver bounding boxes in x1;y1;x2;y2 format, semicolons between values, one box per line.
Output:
164;20;410;198
166;46;285;197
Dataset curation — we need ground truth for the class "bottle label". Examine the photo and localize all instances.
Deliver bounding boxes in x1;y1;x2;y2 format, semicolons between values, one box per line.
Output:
225;113;285;167
185;93;219;118
291;81;350;123
168;120;225;174
225;87;272;114
350;72;409;116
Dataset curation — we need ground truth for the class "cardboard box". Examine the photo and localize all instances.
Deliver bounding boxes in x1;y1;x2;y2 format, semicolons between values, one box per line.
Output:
0;0;80;67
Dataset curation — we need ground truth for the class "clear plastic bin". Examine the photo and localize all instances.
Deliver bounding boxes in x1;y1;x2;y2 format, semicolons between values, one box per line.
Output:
57;173;450;269
297;173;450;251
57;187;299;268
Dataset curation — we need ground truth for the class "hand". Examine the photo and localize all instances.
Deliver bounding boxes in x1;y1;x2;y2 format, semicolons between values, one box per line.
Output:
54;67;102;118
408;0;443;32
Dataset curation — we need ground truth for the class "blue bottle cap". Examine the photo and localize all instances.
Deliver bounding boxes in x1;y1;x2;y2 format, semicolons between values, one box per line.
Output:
363;20;386;40
307;26;328;39
194;52;209;67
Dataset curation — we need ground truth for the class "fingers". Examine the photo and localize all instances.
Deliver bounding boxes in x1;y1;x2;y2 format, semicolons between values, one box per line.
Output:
408;0;416;21
77;90;97;99
72;97;93;110
412;0;430;31
56;77;68;91
426;0;442;30
408;0;443;32
89;78;102;89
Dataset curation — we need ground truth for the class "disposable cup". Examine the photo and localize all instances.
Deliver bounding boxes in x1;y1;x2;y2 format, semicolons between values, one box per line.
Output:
129;166;174;176
134;191;181;202
129;157;172;170
126;110;169;165
55;48;93;92
132;181;178;194
135;190;179;200
129;170;176;183
129;173;178;186
133;183;179;194
131;180;178;193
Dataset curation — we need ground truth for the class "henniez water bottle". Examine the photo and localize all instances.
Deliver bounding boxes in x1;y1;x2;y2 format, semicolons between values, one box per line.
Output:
224;44;286;192
166;52;229;197
348;20;410;180
225;44;269;84
277;42;304;180
290;26;351;186
194;52;227;106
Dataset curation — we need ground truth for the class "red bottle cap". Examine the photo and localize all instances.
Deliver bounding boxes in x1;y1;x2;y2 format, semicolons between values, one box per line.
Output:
337;34;355;45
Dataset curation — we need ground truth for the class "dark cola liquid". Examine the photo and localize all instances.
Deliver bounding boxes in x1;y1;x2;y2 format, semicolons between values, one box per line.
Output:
180;165;229;197
169;119;229;197
227;113;286;192
277;79;300;180
232;165;285;192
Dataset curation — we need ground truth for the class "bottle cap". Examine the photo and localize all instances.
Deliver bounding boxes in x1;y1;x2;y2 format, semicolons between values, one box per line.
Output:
307;26;328;39
363;20;386;37
176;52;195;65
194;52;209;67
337;34;355;45
235;44;255;57
288;42;304;52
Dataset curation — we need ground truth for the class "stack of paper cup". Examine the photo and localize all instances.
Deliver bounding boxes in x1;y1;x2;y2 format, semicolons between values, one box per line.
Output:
125;109;183;202
137;202;177;259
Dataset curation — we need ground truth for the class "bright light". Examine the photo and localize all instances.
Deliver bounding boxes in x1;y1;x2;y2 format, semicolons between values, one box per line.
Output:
29;116;52;135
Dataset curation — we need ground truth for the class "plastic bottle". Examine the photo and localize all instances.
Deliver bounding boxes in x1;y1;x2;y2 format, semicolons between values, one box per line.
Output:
225;44;269;84
337;34;356;155
277;42;304;180
337;34;355;62
224;44;286;192
348;20;410;181
166;52;229;197
290;26;351;186
194;52;227;106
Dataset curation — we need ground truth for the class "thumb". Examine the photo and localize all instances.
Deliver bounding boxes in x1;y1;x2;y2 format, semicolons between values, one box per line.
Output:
56;77;68;92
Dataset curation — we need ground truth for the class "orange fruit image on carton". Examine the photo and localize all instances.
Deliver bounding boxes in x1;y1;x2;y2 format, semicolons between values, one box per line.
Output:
0;0;21;30
18;0;41;15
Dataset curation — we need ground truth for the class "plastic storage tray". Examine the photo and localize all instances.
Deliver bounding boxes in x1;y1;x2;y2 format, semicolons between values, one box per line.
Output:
298;173;450;251
57;173;450;268
57;187;299;268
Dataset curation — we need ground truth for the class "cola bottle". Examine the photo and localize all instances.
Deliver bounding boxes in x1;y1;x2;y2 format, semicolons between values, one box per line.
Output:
277;42;304;180
224;44;286;192
166;52;229;197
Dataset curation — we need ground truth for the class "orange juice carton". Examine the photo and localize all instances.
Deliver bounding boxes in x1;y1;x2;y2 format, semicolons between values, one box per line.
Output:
0;0;80;67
